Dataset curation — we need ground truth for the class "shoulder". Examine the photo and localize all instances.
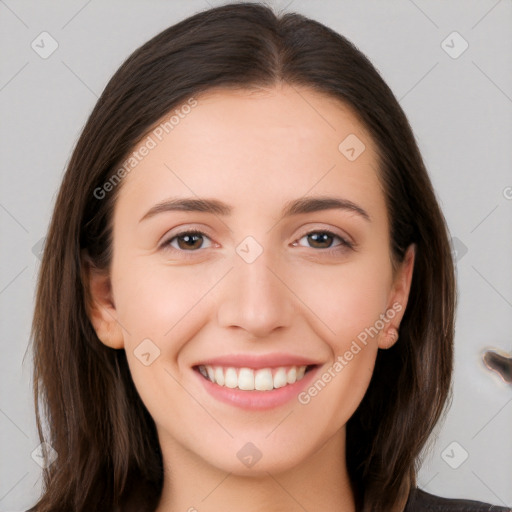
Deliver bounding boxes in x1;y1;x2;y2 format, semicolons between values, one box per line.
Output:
404;487;512;512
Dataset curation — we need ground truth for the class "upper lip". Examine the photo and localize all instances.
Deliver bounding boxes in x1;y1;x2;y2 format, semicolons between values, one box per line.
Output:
193;353;321;369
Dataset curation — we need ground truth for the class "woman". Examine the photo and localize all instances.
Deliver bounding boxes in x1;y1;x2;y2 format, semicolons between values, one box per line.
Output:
27;2;511;511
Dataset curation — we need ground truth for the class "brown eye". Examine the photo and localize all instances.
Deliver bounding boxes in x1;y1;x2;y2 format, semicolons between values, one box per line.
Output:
163;230;212;251
296;231;353;250
306;232;335;249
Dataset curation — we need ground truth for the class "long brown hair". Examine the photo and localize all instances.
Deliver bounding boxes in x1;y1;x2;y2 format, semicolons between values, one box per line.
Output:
29;3;455;511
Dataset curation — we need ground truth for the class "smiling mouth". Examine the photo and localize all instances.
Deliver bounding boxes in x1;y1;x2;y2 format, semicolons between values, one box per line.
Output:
194;364;316;391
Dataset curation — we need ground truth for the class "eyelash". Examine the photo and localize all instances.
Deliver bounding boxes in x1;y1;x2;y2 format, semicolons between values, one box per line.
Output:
160;228;354;257
295;230;355;253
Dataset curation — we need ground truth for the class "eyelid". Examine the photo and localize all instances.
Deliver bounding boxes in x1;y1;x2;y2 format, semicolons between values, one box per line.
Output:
158;227;215;253
294;229;355;251
295;224;356;247
159;224;356;254
158;223;213;245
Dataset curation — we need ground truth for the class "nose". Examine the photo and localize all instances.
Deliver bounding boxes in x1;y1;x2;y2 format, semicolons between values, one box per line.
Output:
216;243;295;338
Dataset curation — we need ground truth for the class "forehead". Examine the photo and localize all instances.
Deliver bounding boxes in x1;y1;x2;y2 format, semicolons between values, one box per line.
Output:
114;84;383;221
177;84;374;158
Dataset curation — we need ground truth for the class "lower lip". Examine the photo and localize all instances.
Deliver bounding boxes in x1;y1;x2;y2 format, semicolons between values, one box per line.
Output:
194;366;320;410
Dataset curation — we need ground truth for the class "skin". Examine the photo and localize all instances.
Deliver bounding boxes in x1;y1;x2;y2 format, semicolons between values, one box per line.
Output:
87;83;415;512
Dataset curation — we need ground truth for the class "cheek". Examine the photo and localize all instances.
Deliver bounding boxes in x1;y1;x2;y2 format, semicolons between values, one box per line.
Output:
295;345;378;444
112;259;211;427
290;257;393;350
112;258;224;345
292;261;389;424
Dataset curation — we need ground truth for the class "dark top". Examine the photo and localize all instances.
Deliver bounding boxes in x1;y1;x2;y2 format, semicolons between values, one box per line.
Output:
22;486;512;511
404;487;512;511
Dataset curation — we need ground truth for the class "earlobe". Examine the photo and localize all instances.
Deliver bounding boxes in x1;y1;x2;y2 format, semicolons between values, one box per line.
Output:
82;253;124;349
89;301;125;350
379;326;399;350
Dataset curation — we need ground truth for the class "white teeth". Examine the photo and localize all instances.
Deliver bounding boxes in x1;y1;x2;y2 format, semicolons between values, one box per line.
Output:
197;364;309;391
224;367;238;388
238;367;255;390
214;367;225;386
286;367;297;384
273;368;288;388
255;368;274;391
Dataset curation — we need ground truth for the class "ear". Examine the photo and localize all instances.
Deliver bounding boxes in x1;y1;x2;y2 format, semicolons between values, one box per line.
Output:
378;244;415;350
81;252;124;349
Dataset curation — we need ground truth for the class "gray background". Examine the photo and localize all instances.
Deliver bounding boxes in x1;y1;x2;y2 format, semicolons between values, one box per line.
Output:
1;0;511;510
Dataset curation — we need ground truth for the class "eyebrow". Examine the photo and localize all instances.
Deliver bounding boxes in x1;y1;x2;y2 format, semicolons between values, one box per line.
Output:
139;195;371;223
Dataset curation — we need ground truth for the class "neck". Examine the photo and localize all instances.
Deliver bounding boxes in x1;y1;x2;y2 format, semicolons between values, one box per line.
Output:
154;428;356;512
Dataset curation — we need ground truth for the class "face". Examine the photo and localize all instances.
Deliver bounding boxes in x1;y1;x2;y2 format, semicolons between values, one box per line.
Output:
87;84;414;476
